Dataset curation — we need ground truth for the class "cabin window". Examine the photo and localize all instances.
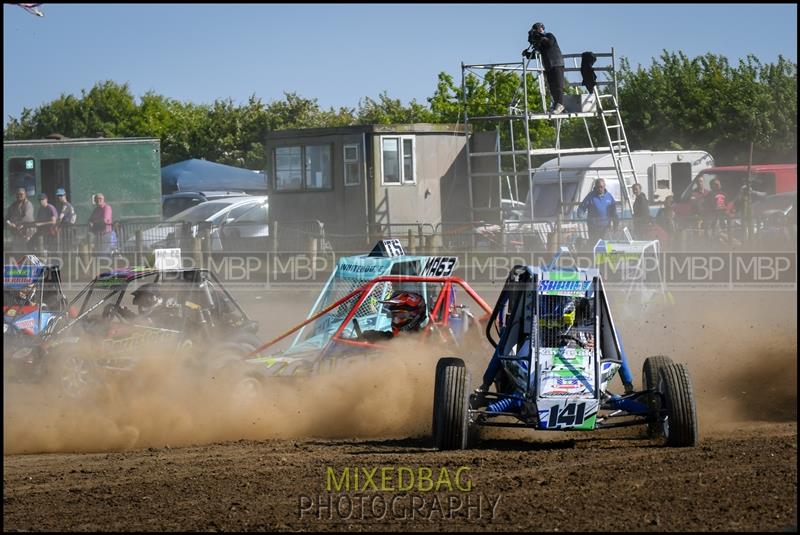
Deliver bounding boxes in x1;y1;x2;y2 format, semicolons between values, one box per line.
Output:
8;157;36;195
343;144;361;186
381;136;416;185
274;147;303;191
274;145;332;191
305;145;332;190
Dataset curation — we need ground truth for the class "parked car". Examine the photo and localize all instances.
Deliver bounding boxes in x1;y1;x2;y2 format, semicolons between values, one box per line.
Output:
123;196;269;253
673;164;797;224
162;191;249;219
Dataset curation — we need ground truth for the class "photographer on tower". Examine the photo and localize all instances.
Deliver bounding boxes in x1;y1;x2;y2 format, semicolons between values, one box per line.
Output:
522;21;565;114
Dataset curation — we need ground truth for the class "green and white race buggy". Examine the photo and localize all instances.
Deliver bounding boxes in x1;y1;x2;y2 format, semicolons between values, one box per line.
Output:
432;263;698;450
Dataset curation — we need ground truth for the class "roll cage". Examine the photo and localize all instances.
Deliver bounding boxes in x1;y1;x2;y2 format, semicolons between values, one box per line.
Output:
248;275;493;358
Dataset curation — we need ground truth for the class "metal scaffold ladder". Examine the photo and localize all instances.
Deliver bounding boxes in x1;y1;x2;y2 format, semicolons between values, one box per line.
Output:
461;47;639;241
595;90;636;214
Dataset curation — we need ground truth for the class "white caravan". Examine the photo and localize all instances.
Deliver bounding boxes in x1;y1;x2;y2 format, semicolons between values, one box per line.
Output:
521;150;715;220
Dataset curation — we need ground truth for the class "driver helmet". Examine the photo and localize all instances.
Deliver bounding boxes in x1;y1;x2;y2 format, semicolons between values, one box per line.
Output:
380;291;426;332
15;282;37;306
539;294;576;329
132;283;164;315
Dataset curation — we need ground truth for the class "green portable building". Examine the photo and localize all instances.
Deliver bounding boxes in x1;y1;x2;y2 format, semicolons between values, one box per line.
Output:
3;137;162;223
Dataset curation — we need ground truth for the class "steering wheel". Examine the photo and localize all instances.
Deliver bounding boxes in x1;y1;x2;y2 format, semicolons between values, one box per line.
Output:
558;334;586;348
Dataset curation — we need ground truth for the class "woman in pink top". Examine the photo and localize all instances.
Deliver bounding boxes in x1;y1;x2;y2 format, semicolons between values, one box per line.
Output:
88;193;117;253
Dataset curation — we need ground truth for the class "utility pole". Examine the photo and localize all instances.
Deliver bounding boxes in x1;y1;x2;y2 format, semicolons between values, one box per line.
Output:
744;142;754;242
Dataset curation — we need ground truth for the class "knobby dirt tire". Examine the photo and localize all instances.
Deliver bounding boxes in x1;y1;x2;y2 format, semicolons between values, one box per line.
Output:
642;355;675;437
659;362;698;447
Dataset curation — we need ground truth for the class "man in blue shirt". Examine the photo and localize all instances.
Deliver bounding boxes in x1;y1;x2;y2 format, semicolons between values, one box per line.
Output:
578;179;619;245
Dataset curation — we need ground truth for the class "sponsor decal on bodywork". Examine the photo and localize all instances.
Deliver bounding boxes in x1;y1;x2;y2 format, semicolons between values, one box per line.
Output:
538;280;592;296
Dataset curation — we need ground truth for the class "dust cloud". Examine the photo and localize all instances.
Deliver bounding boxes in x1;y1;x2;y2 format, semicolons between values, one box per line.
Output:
3;335;464;455
614;289;797;433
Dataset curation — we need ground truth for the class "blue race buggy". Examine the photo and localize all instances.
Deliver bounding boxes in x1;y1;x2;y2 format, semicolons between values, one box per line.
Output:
432;263;698;450
4;256;69;379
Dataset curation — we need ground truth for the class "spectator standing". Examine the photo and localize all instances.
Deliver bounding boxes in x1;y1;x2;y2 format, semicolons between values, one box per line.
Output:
704;178;728;237
578;179;619;246
88;192;117;254
29;193;58;253
690;176;710;226
54;188;76;251
631;183;650;238
5;188;35;253
656;195;677;238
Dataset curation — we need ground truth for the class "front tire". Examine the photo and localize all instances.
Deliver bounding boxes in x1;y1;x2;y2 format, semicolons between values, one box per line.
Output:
51;351;98;399
432;357;471;450
658;363;698;447
432;357;465;441
642;355;674;437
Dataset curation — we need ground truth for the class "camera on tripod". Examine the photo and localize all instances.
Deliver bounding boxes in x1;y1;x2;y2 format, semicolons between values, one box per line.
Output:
522;28;543;58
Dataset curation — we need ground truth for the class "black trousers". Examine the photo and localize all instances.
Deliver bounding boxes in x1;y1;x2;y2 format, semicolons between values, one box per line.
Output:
544;66;565;106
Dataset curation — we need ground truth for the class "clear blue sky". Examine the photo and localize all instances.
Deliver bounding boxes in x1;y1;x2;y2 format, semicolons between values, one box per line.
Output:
3;3;797;126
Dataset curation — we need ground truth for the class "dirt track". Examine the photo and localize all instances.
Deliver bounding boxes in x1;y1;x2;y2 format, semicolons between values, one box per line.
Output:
3;287;798;531
2;423;796;531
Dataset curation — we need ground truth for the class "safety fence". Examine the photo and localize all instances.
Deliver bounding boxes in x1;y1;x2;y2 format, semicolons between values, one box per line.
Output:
4;213;795;272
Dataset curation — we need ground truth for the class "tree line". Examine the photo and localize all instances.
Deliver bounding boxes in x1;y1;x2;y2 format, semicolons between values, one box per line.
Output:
4;51;796;168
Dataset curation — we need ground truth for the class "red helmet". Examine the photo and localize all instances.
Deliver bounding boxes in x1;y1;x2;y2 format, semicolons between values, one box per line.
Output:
380;291;426;332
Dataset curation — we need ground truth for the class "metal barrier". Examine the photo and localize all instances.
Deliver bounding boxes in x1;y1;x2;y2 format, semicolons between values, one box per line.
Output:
4;215;796;265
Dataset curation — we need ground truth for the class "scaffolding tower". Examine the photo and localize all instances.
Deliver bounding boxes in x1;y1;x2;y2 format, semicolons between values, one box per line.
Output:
462;48;638;231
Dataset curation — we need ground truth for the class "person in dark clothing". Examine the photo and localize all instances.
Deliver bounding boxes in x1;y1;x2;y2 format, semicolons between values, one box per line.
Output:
580;51;598;93
29;193;58;252
5;188;35;253
656;195;677;239
523;22;565;114
631;183;651;238
578;179;619;246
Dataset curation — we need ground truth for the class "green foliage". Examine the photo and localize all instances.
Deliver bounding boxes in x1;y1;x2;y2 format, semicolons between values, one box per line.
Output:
618;52;797;164
4;51;796;168
356;91;435;124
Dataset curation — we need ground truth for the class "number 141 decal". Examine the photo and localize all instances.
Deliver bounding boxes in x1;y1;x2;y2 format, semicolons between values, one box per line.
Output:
548;402;587;428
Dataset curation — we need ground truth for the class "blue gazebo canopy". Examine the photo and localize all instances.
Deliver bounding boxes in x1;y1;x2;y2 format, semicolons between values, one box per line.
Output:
161;159;266;193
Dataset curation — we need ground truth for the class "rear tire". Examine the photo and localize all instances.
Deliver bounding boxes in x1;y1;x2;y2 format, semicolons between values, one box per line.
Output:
642;355;674;437
658;363;698;447
432;357;471;450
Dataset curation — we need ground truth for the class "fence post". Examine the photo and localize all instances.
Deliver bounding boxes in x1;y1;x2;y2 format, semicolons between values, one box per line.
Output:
135;230;143;266
425;234;433;254
271;221;279;253
555;210;563;252
192;235;203;269
407;229;415;254
202;228;213;269
79;238;90;281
